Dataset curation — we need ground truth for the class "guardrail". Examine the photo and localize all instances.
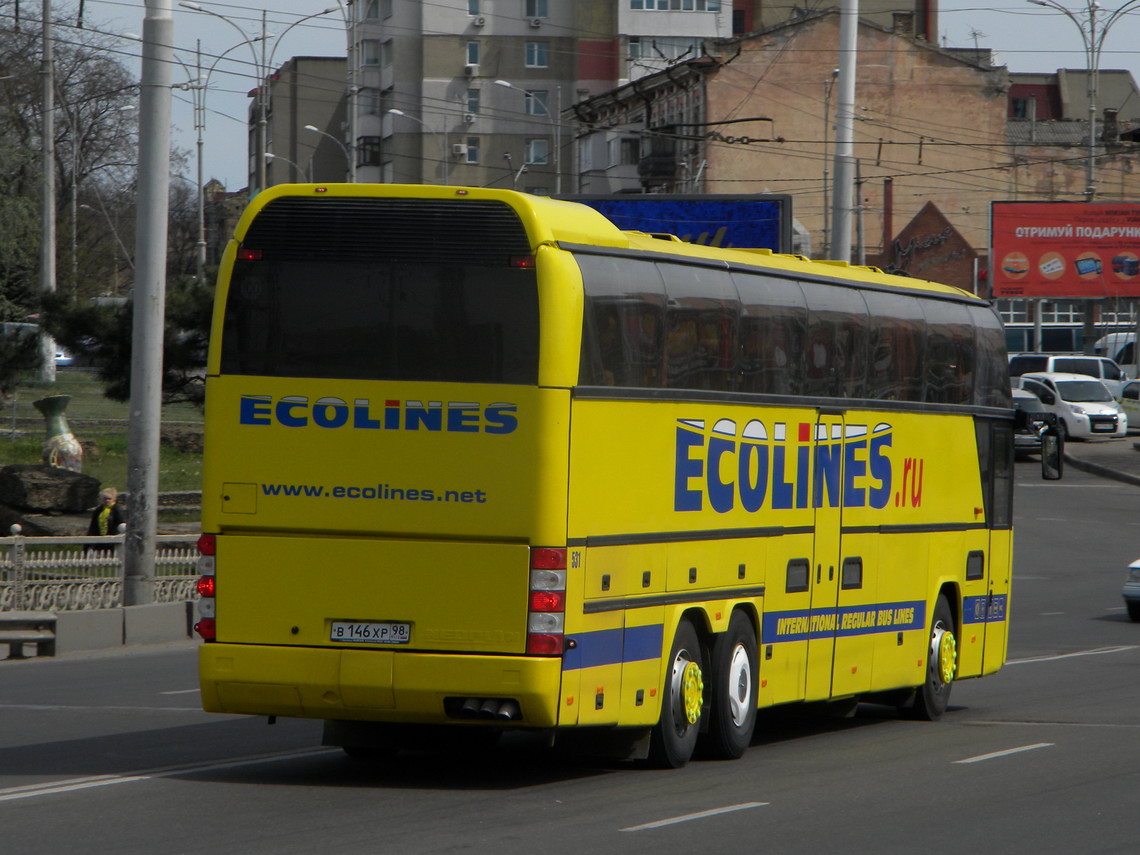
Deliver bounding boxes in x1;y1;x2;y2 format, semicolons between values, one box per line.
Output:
0;525;199;611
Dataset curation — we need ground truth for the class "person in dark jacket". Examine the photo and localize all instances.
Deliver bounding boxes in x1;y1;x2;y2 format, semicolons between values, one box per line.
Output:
87;487;125;537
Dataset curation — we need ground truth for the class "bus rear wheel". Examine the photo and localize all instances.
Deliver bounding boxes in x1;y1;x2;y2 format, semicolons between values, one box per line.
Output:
701;611;758;760
649;620;704;768
908;594;957;721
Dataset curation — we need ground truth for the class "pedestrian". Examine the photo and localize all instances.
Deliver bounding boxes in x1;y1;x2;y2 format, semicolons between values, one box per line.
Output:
87;487;125;537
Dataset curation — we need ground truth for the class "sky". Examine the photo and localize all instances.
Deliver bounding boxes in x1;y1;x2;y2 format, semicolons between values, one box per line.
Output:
54;0;1140;189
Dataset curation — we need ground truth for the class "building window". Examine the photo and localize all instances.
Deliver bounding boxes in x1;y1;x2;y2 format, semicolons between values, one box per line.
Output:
357;136;382;166
631;0;721;8
468;0;480;13
361;40;380;65
465;137;480;164
525;90;549;116
525;0;548;16
359;87;382;116
363;0;379;19
525;42;549;67
620;137;640;165
629;37;641;59
1012;97;1030;118
381;0;392;17
382;39;393;68
467;88;481;113
467;41;481;65
525;138;549;164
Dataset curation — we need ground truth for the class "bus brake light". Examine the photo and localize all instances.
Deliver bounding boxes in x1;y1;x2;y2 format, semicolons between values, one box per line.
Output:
194;618;216;641
527;547;567;656
196;575;216;598
530;547;565;569
529;590;564;612
197;534;216;555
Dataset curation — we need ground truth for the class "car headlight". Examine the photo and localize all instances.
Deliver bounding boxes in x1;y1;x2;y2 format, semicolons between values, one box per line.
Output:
1128;567;1140;583
1070;405;1086;415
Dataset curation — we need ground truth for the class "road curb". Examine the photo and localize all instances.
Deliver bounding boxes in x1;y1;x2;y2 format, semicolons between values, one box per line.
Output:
1063;452;1140;488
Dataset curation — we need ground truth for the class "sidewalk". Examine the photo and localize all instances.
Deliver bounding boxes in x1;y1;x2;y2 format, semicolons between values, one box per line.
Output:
1061;435;1140;487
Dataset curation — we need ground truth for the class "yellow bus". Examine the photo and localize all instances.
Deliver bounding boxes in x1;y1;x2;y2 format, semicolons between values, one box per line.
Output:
195;184;1021;767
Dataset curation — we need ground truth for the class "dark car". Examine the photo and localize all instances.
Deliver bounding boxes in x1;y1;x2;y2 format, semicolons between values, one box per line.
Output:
1012;387;1058;457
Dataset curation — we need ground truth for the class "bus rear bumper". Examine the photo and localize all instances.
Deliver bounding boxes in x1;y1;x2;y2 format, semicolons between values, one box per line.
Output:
199;643;563;727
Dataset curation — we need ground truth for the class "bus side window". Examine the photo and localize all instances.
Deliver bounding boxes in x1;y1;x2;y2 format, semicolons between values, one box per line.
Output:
969;304;1012;408
801;281;871;399
863;290;925;402
577;254;666;387
734;272;807;396
922;299;975;405
658;263;740;392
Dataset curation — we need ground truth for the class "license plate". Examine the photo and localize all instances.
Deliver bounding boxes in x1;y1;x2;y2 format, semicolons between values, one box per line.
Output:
1091;423;1115;432
330;621;411;644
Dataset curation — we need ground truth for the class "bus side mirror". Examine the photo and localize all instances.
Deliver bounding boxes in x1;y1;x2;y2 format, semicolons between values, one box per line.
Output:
1040;427;1063;480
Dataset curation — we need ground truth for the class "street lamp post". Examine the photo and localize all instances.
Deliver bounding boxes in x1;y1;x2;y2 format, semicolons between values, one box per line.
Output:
179;2;338;194
387;108;448;184
1028;0;1140;200
265;151;308;181
304;123;351;178
494;79;561;194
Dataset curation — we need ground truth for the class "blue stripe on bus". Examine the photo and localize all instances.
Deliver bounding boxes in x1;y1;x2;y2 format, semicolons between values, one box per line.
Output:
562;624;665;672
962;594;1008;624
761;600;927;643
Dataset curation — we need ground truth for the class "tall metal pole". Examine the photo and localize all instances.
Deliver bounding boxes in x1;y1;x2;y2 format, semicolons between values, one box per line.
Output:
256;9;267;194
123;0;173;605
830;0;858;264
194;39;206;281
822;69;837;259
39;0;57;383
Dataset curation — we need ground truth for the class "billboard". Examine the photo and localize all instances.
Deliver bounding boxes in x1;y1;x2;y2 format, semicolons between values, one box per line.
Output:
991;201;1140;298
560;194;793;254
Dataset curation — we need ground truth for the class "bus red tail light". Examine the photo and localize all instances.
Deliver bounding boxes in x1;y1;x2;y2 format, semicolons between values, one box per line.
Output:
195;534;217;641
527;548;567;656
530;547;566;569
529;589;564;612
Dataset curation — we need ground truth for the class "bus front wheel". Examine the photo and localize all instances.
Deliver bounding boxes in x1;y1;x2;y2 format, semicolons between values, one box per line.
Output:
649;620;704;768
908;594;957;721
701;611;758;760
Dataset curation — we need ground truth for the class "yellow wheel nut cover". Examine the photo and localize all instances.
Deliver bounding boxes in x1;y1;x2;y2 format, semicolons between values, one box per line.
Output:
937;630;957;684
681;660;704;725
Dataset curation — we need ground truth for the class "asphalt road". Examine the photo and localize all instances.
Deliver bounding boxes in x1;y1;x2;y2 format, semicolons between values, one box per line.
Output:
1;460;1138;855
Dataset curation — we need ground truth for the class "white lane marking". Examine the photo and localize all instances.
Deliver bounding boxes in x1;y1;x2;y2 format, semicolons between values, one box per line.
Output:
954;743;1053;764
1039;611;1065;616
1007;645;1136;665
0;748;338;802
621;802;768;831
159;689;201;695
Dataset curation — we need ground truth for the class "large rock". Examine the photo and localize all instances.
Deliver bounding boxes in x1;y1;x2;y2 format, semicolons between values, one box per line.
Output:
0;464;101;513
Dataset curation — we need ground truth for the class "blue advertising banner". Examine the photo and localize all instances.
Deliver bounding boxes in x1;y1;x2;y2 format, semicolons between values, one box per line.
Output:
561;194;793;254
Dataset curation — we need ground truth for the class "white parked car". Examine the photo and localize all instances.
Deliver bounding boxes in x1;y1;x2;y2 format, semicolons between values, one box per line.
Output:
1008;353;1128;395
1017;372;1128;440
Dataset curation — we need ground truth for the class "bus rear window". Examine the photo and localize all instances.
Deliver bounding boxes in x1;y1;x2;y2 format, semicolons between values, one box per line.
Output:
219;197;538;384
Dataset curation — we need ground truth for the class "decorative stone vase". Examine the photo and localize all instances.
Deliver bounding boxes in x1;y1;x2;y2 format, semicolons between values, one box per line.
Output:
33;395;83;473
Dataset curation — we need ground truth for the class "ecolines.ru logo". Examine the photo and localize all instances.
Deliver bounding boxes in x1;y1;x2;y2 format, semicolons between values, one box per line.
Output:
238;395;518;434
675;419;894;513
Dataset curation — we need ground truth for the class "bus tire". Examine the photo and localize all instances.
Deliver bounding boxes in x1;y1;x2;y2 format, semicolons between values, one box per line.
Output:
649;620;704;768
910;594;957;721
702;611;758;760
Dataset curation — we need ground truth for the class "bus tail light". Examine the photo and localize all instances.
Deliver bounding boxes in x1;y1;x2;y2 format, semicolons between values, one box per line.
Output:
194;534;217;642
527;547;566;656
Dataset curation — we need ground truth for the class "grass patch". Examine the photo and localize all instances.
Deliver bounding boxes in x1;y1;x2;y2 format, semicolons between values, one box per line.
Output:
4;369;202;494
